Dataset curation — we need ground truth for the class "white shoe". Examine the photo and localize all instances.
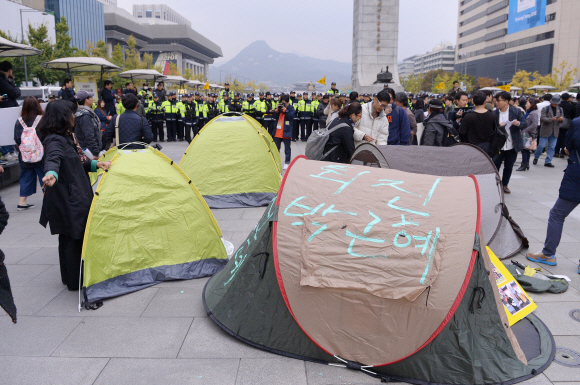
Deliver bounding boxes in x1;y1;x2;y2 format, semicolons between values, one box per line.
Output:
283;163;289;170
8;153;18;161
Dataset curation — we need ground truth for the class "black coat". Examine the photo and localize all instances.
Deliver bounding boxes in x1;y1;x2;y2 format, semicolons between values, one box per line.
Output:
323;117;356;163
106;110;153;149
0;72;20;108
61;87;76;102
492;105;526;153
273;104;296;138
40;134;94;240
100;88;116;115
74;107;102;157
14;116;43;169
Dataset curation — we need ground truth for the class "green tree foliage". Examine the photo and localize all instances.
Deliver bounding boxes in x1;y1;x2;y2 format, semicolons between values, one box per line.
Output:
400;74;422;94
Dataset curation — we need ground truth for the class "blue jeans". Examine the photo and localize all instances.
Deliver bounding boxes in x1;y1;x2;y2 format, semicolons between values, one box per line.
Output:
1;145;15;156
542;198;579;256
20;166;44;197
273;137;291;164
534;134;557;164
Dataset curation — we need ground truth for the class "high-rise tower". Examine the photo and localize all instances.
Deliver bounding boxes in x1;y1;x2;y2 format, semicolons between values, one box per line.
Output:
352;0;402;92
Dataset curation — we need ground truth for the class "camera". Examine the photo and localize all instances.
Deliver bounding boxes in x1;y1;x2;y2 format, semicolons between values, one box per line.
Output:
277;103;285;112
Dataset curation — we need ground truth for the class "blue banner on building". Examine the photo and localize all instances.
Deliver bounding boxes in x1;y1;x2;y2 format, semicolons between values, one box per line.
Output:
507;0;547;35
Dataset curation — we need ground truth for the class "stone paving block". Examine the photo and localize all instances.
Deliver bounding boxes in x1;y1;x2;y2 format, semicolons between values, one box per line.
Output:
1;246;40;264
236;357;307;385
37;287;158;317
240;207;268;220
543;336;580;382
178;317;271;359
0;356;108;385
52;316;193;358
12;231;58;247
533;302;580;336
217;219;259;232
24;265;68;289
555;242;580;260
93;358;239;385
10;286;64;315
156;276;211;289
0;231;35;247
305;362;380;384
520;373;561;384
0;316;82;356
212;208;245;221
18;247;59;265
6;264;51;286
141;287;206;317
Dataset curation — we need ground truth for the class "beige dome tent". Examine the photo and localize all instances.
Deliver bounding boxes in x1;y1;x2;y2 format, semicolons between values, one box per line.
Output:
203;156;554;384
349;143;529;259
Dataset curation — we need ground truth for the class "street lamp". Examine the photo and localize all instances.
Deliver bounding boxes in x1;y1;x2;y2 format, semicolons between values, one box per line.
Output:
20;9;48;86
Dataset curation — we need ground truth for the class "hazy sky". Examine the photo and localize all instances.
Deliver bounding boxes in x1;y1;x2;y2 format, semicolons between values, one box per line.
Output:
118;0;459;65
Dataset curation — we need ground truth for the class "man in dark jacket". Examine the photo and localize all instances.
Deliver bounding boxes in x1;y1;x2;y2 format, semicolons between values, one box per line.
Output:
421;99;454;146
385;87;411;145
447;80;460;99
272;94;295;169
106;94;153;149
555;93;576;158
74;90;102;159
100;80;116;115
155;82;166;102
61;79;76;102
0;61;21;108
493;91;526;194
123;82;137;95
317;94;329;129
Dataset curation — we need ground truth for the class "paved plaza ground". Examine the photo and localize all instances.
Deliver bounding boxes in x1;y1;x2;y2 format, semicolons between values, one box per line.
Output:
0;140;579;385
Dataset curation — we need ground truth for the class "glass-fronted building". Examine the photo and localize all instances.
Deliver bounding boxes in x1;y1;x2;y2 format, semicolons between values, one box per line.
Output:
45;0;105;51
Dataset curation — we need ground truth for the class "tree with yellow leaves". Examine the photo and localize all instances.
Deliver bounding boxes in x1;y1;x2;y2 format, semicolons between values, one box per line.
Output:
536;61;578;91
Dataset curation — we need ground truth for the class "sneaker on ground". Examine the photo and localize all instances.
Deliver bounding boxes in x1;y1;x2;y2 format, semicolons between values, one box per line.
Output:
283;163;289;170
526;251;557;266
17;204;35;211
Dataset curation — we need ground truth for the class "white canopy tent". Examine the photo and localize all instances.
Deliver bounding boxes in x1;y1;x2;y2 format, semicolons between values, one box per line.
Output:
528;85;557;91
41;57;121;89
0;36;42;57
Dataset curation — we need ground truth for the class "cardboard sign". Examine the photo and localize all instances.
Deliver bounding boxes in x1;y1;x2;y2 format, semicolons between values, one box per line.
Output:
487;247;536;325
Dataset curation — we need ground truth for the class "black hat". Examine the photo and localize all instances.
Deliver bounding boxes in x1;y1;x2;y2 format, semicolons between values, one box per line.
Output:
223;92;229;97
331;82;336;85
265;91;271;96
372;93;378;97
234;92;241;96
303;92;308;95
290;90;296;94
297;93;302;97
273;93;279;97
384;84;389;88
194;92;200;96
153;92;159;98
259;92;265;96
224;82;230;86
340;93;346;97
322;94;329;99
363;93;370;97
318;93;323;96
248;93;254;97
428;99;444;109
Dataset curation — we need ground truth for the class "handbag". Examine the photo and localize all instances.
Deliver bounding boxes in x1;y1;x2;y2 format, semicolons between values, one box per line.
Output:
523;133;537;151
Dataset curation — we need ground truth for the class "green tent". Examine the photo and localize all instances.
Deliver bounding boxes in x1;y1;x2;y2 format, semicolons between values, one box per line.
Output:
179;114;282;208
203;156;555;384
82;147;228;306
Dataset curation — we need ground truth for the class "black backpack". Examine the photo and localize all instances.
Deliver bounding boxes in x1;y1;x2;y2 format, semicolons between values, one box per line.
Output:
442;125;460;147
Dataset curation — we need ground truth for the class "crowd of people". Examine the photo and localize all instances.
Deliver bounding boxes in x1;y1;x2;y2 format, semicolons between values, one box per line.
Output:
0;60;579;283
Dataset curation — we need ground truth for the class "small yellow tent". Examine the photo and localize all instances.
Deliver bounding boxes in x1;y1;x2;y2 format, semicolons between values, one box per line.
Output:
179;114;282;208
82;146;228;305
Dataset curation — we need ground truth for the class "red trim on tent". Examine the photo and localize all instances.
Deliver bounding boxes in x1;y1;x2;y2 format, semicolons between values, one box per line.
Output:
272;155;334;356
377;174;483;366
274;163;483;365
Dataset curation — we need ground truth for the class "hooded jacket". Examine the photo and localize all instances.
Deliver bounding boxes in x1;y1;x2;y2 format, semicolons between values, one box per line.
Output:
421;112;454;147
353;101;389;146
0;71;20;108
74;106;102;157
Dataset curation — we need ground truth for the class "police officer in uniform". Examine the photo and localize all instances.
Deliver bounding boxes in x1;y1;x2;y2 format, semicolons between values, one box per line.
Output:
184;93;198;142
254;92;266;126
147;92;165;142
205;93;219;122
292;92;302;141
263;91;277;137
219;82;234;99
176;93;186;141
327;82;339;96
230;92;242;112
162;92;179;141
242;93;257;119
218;93;230;114
297;92;314;141
311;93;320;130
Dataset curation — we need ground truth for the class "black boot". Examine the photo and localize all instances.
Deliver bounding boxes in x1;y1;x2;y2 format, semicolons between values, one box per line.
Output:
516;163;529;171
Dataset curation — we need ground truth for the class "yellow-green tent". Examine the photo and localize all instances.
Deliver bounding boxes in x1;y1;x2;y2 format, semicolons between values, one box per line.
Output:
82;146;228;305
179;114;282;209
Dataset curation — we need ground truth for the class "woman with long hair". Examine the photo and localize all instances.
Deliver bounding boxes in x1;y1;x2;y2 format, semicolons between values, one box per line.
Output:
14;96;44;210
37;100;110;290
517;98;539;171
322;102;363;163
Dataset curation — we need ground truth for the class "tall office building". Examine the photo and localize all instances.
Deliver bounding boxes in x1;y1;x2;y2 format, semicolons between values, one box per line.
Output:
455;0;580;83
132;4;191;27
96;0;116;5
44;0;105;50
352;0;402;93
398;55;418;79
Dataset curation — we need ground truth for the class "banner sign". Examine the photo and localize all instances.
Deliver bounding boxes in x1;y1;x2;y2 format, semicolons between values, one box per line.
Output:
507;0;547;35
75;76;98;96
